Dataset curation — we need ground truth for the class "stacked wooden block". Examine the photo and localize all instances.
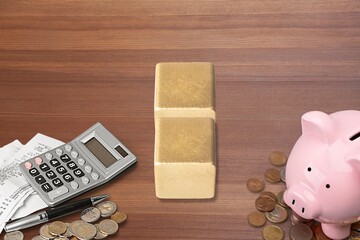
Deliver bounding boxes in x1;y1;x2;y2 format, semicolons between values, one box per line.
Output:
154;62;216;199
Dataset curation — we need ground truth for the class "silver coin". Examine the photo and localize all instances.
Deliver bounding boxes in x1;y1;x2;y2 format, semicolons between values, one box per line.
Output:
96;201;117;217
60;223;72;238
94;223;108;239
280;168;286;182
98;219;119;235
81;207;101;223
4;231;24;240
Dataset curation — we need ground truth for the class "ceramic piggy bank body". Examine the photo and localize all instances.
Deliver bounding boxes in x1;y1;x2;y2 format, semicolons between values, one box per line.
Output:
284;110;360;240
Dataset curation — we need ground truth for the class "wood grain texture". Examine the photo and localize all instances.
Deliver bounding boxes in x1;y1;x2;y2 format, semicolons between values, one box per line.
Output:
0;1;360;239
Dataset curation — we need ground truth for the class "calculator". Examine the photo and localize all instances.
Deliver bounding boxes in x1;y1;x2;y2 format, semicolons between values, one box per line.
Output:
19;123;137;206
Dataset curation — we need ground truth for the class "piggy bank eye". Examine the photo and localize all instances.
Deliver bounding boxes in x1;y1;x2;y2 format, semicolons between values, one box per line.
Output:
307;167;312;172
326;184;330;189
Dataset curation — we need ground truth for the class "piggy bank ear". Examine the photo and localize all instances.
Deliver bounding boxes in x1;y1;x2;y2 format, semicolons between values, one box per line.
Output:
301;111;336;144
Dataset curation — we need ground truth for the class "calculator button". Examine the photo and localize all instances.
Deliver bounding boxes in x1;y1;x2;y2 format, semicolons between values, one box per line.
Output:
60;154;71;163
63;173;74;182
81;176;90;185
66;161;77;170
84;165;92;173
91;172;99;180
50;159;61;167
45;153;53;160
52;178;63;187
55;148;63;156
41;183;53;193
45;170;56;179
35;175;46;184
77;158;85;166
73;169;85;178
35;157;43;165
29;168;40;177
24;162;32;170
56;166;67;175
48;186;69;200
65;144;72;152
39;163;50;172
70;181;79;190
71;151;79;158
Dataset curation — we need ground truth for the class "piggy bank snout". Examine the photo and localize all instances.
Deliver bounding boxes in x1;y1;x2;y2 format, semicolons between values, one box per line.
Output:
284;185;320;220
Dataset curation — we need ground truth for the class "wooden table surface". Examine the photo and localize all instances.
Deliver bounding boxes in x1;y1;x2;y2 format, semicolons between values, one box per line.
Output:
1;1;360;239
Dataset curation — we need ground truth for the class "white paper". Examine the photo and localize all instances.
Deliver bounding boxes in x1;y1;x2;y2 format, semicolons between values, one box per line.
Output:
0;134;64;233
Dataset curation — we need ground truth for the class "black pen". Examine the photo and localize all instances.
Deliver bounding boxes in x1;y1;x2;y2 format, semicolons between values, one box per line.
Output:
4;194;108;232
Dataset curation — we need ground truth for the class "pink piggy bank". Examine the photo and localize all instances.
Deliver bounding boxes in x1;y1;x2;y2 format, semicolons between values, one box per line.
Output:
284;110;360;240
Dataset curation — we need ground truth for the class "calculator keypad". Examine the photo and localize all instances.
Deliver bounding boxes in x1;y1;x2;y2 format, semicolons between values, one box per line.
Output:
23;143;101;204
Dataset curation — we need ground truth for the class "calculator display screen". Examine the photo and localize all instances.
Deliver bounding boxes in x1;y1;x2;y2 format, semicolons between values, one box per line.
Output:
84;137;117;168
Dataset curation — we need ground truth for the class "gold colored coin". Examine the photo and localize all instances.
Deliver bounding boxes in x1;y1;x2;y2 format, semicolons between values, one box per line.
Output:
265;204;288;223
259;191;277;203
40;224;56;240
255;196;276;212
111;211;128;224
264;169;281;183
247;211;266;227
262;225;284;240
75;222;97;240
269;151;287;166
4;231;24;240
49;221;67;236
246;178;265;193
61;223;72;238
94;223;108;239
96;201;117;217
289;223;313;240
99;219;119;235
276;190;288;208
69;220;86;235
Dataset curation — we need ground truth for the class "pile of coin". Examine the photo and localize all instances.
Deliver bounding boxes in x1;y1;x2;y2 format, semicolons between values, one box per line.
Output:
4;200;127;240
247;151;360;240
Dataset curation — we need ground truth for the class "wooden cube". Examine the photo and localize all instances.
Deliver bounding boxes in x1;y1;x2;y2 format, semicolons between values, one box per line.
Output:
155;62;215;119
154;118;216;199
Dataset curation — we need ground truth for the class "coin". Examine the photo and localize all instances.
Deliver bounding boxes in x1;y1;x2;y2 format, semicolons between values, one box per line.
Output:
262;225;284;240
99;219;119;235
94;223;108;239
264;168;281;183
61;223;72;238
280;168;286;182
40;224;57;240
352;221;360;232
313;224;332;240
31;236;43;240
49;221;67;236
289;223;313;240
255;196;276;212
259;191;277;203
81;207;101;223
265;204;288;223
246;178;265;193
69;220;86;235
54;237;69;240
4;231;24;240
75;222;97;240
111;211;128;224
276;190;288;208
269;151;287;166
96;201;117;217
247;210;266;227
